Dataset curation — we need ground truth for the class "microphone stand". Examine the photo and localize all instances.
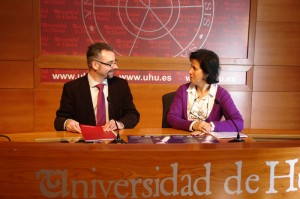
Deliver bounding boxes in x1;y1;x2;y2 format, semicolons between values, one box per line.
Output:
111;120;127;144
228;131;245;142
214;99;244;143
106;96;126;144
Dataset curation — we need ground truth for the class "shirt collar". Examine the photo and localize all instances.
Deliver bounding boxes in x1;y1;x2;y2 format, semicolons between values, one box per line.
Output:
187;83;218;98
187;84;197;97
208;84;217;98
88;73;108;88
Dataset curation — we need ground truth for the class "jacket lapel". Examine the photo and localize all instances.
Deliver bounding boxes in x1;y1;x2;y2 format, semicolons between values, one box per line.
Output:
79;75;96;124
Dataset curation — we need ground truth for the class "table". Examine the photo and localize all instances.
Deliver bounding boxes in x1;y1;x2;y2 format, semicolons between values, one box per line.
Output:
1;128;300;199
2;128;255;143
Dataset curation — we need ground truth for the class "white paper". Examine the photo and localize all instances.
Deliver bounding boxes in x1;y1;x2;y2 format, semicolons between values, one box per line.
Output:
208;132;248;139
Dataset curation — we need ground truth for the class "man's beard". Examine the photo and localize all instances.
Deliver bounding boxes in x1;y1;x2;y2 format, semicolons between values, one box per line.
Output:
106;70;114;79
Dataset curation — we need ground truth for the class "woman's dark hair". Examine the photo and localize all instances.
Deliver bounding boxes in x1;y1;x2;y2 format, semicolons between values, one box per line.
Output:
189;49;220;84
86;42;114;69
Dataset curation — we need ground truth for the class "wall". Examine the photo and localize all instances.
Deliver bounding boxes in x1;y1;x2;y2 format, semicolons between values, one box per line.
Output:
0;0;34;133
253;0;300;128
0;0;299;133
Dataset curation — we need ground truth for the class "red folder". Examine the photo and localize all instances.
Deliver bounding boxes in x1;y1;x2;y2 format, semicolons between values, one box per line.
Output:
80;124;117;142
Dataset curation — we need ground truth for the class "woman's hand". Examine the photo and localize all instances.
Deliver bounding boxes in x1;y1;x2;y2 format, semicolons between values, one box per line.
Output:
192;121;212;133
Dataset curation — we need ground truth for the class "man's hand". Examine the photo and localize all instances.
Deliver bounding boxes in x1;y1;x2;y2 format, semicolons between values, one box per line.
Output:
103;120;124;131
65;119;82;133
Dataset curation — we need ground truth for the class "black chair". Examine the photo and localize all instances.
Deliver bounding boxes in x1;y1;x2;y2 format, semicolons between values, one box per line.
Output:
161;91;176;128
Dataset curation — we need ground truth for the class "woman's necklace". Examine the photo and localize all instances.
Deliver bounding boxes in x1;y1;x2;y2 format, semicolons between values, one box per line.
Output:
189;93;210;121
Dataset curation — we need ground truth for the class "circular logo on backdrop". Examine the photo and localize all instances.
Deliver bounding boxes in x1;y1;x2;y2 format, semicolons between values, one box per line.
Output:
82;0;214;57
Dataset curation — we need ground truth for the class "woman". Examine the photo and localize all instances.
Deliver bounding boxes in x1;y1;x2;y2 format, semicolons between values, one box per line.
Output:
167;49;244;133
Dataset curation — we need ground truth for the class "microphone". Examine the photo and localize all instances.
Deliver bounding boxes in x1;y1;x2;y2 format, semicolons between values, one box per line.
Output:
110;120;126;144
0;134;11;142
214;99;244;142
107;96;127;144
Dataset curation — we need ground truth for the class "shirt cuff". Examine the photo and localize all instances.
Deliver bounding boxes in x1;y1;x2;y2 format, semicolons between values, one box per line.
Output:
116;121;125;129
210;122;215;132
189;121;197;132
63;119;72;130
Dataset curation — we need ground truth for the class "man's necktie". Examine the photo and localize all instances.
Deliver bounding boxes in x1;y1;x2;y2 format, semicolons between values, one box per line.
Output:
96;84;106;126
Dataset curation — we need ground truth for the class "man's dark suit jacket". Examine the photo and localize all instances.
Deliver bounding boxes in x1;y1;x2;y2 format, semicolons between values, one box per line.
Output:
54;75;140;130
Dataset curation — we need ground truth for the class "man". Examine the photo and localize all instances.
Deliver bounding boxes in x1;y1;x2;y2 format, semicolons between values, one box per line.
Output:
54;42;140;133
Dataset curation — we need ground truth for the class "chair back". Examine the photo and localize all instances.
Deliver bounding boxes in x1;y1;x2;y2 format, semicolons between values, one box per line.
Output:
161;92;176;128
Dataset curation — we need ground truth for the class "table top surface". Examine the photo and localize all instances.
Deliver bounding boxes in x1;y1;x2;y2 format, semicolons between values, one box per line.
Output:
2;128;300;150
1;128;248;142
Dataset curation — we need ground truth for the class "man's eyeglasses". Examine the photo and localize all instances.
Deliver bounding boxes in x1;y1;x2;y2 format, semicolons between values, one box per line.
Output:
93;60;117;68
